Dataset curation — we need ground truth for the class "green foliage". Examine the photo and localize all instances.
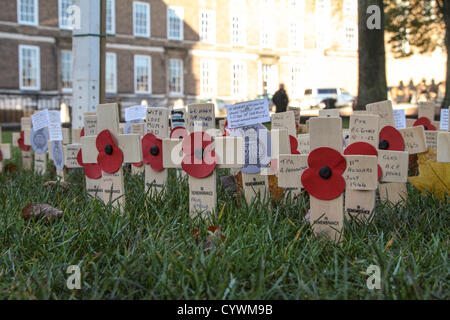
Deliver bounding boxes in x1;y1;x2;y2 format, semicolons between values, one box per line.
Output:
0;142;448;299
384;0;445;57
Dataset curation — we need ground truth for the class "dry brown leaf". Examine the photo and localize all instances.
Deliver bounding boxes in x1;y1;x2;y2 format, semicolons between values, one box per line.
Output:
3;163;19;174
22;204;63;222
43;181;70;189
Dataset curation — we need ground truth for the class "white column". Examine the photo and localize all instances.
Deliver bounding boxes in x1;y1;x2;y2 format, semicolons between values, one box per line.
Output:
72;0;101;128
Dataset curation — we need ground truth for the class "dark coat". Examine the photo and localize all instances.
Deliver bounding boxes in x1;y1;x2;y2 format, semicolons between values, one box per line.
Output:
272;89;289;113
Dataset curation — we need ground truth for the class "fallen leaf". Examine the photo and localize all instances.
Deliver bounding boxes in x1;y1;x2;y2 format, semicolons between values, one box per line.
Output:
3;163;19;174
43;181;70;189
384;234;396;251
408;155;450;200
21;204;63;222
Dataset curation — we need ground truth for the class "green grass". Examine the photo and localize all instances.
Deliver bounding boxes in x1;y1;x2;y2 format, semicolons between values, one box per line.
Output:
0;132;448;300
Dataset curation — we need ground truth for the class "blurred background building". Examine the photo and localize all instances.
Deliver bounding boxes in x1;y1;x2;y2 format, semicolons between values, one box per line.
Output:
0;0;446;123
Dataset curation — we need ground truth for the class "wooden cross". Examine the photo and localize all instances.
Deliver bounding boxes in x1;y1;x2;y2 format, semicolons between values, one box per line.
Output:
437;132;450;163
367;100;410;204
18;117;33;170
306;116;345;242
343;113;380;220
80;103;142;207
143;107;169;193
163;103;243;219
130;122;145;175
0;126;11;173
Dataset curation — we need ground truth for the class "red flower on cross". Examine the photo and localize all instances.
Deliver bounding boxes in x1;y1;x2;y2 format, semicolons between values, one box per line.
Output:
95;130;124;174
181;131;216;178
301;147;347;200
378;126;405;151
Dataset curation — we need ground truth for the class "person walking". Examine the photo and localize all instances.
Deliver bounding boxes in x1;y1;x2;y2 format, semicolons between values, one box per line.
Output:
272;84;289;113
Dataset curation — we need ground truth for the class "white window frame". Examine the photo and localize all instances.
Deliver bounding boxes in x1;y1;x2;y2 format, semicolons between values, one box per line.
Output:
289;21;304;50
106;52;117;94
133;1;151;38
230;12;246;46
167;6;184;40
134;55;152;94
59;0;74;30
231;61;247;99
260;17;274;48
19;45;40;91
200;59;217;98
17;0;39;26
344;23;357;50
106;0;115;35
290;64;302;99
168;58;183;96
61;50;72;93
199;9;216;44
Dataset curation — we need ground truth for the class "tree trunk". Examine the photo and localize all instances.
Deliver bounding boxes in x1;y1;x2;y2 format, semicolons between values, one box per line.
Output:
442;0;450;108
356;0;387;110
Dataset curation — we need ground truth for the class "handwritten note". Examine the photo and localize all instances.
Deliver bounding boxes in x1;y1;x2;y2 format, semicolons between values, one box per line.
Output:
146;107;169;138
424;131;438;149
393;109;406;129
188;104;215;131
344;155;378;190
399;126;427;154
125;105;147;122
64;145;82;168
226;99;270;129
440;109;449;131
271;111;296;136
348;114;379;148
31;109;49;131
48;110;63;141
297;134;310;154
378;150;409;183
278;154;308;188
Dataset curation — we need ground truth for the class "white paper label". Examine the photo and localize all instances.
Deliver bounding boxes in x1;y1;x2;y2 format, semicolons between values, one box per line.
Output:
393;109;406;129
440;109;449;131
48;110;63;141
125;105;147;122
226;99;271;129
31;109;50;131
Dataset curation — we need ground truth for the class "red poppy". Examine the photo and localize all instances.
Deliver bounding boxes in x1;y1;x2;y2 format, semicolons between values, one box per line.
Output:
378;126;404;151
344;142;382;180
170;127;188;140
18;130;30;151
289;135;300;154
301;147;347;200
181;131;216;178
413;117;436;131
141;133;164;172
76;149;102;179
96;129;124;174
132;161;143;168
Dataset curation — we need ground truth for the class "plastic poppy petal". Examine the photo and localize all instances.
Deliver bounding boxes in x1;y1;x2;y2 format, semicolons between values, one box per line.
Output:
289;135;300;154
307;147;347;175
18;131;30;151
76;149;102;179
181;150;216;178
379;126;405;151
170;127;188;140
96;130;116;151
142;133;164;172
97;144;123;174
182;132;213;156
413;117;436;131
132;162;143;168
344;142;378;156
301;167;346;200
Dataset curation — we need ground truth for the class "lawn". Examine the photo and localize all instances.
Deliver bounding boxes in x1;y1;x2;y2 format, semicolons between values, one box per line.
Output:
0;130;448;299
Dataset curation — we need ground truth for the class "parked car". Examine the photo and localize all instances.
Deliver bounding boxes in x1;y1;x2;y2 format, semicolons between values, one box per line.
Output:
300;88;355;110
